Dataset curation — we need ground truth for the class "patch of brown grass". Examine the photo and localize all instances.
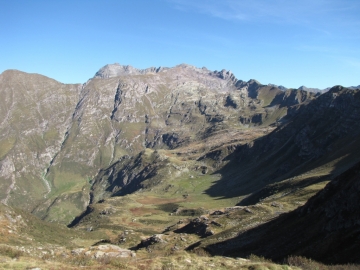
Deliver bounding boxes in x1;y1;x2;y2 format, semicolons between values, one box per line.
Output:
137;196;183;205
0;246;23;259
129;207;161;216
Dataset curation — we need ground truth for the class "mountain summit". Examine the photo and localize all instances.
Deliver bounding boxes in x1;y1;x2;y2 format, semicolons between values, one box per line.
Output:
94;63;161;78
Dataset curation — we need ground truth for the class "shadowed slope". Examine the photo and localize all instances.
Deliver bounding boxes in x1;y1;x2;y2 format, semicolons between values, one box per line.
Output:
194;160;360;264
203;86;360;203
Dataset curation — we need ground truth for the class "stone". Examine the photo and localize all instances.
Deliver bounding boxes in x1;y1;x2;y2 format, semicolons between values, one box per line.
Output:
94;251;105;258
71;248;85;255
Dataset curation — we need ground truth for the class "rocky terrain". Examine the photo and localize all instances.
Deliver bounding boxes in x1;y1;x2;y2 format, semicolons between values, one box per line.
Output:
0;63;360;269
0;63;316;224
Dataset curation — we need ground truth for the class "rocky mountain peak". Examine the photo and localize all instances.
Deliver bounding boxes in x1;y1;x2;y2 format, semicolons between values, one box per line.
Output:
349;85;360;90
298;85;309;91
93;63;243;84
247;79;261;86
211;69;238;83
328;85;345;93
175;63;198;69
268;83;287;91
298;85;324;93
94;63;160;78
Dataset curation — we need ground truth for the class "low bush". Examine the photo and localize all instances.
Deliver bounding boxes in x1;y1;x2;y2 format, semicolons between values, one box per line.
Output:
0;246;23;259
249;254;273;263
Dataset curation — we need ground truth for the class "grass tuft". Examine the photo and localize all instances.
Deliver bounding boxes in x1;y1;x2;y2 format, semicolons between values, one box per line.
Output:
249;254;273;263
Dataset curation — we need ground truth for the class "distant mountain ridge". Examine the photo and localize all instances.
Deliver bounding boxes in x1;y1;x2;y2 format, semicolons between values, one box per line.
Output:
269;84;359;93
349;85;360;90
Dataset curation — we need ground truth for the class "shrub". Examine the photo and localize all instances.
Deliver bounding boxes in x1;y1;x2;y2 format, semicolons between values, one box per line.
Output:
193;248;210;257
67;254;94;266
249;254;273;263
0;246;23;259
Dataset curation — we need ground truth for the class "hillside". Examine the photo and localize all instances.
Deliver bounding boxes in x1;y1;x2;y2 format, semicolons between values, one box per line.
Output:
0;63;360;268
0;63;316;224
194;159;360;264
0;70;81;213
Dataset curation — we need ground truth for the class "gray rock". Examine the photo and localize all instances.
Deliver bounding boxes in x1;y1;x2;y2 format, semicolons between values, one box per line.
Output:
94;251;105;258
71;248;85;255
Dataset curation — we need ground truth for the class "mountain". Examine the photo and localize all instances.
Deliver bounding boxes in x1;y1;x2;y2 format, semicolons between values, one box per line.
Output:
269;84;330;93
1;63;360;268
267;84;287;91
182;86;360;265
297;85;324;93
0;70;81;215
298;85;360;92
349;85;360;90
203;85;360;206
0;64;318;224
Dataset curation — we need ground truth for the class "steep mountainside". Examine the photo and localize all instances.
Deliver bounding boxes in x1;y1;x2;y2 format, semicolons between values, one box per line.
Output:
0;70;80;212
201;86;360;205
196;160;360;264
0;64;316;223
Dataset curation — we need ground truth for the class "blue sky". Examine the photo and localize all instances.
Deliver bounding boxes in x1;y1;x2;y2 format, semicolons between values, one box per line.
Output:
1;0;359;89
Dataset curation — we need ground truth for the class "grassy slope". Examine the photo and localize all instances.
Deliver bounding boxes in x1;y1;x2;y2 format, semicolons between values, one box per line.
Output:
0;70;80;212
194;160;360;265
